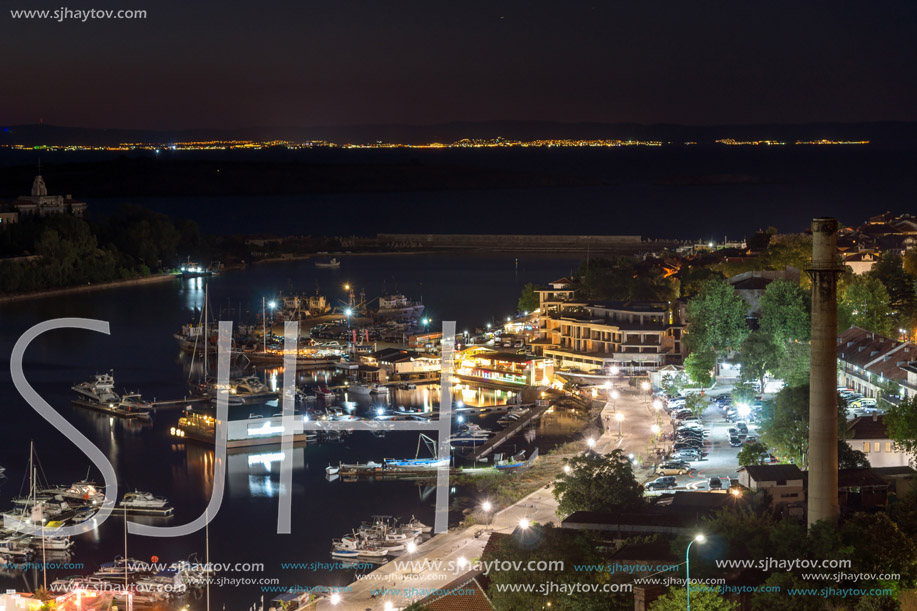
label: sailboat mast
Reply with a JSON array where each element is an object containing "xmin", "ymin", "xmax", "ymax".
[{"xmin": 204, "ymin": 283, "xmax": 209, "ymax": 380}]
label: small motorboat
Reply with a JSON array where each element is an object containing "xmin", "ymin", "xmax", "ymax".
[
  {"xmin": 119, "ymin": 491, "xmax": 174, "ymax": 514},
  {"xmin": 314, "ymin": 258, "xmax": 341, "ymax": 269},
  {"xmin": 325, "ymin": 464, "xmax": 340, "ymax": 476}
]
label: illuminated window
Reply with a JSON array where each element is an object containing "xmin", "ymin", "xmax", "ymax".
[
  {"xmin": 863, "ymin": 442, "xmax": 870, "ymax": 453},
  {"xmin": 886, "ymin": 442, "xmax": 892, "ymax": 453},
  {"xmin": 874, "ymin": 442, "xmax": 881, "ymax": 453}
]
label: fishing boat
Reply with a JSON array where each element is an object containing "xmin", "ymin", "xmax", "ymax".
[
  {"xmin": 384, "ymin": 435, "xmax": 449, "ymax": 468},
  {"xmin": 374, "ymin": 294, "xmax": 425, "ymax": 320},
  {"xmin": 347, "ymin": 383, "xmax": 372, "ymax": 395},
  {"xmin": 317, "ymin": 384, "xmax": 336, "ymax": 400},
  {"xmin": 72, "ymin": 372, "xmax": 120, "ymax": 404},
  {"xmin": 116, "ymin": 394, "xmax": 155, "ymax": 420},
  {"xmin": 207, "ymin": 376, "xmax": 278, "ymax": 404},
  {"xmin": 325, "ymin": 465, "xmax": 340, "ymax": 476},
  {"xmin": 30, "ymin": 535, "xmax": 73, "ymax": 551},
  {"xmin": 495, "ymin": 451, "xmax": 527, "ymax": 470},
  {"xmin": 119, "ymin": 491, "xmax": 174, "ymax": 515},
  {"xmin": 314, "ymin": 258, "xmax": 341, "ymax": 269},
  {"xmin": 369, "ymin": 383, "xmax": 390, "ymax": 395},
  {"xmin": 403, "ymin": 515, "xmax": 432, "ymax": 534}
]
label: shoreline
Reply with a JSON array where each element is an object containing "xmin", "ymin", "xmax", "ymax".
[{"xmin": 0, "ymin": 273, "xmax": 178, "ymax": 303}]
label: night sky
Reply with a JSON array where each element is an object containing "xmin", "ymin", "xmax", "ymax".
[{"xmin": 2, "ymin": 1, "xmax": 917, "ymax": 129}]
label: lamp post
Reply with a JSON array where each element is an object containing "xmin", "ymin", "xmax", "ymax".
[
  {"xmin": 615, "ymin": 412, "xmax": 624, "ymax": 439},
  {"xmin": 641, "ymin": 380, "xmax": 651, "ymax": 404},
  {"xmin": 611, "ymin": 390, "xmax": 619, "ymax": 412},
  {"xmin": 686, "ymin": 534, "xmax": 706, "ymax": 610},
  {"xmin": 481, "ymin": 501, "xmax": 493, "ymax": 529},
  {"xmin": 651, "ymin": 424, "xmax": 660, "ymax": 450},
  {"xmin": 586, "ymin": 437, "xmax": 595, "ymax": 451}
]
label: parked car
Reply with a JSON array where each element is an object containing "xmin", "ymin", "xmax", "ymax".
[
  {"xmin": 670, "ymin": 449, "xmax": 702, "ymax": 461},
  {"xmin": 645, "ymin": 476, "xmax": 677, "ymax": 490},
  {"xmin": 656, "ymin": 462, "xmax": 691, "ymax": 476},
  {"xmin": 735, "ymin": 422, "xmax": 749, "ymax": 434},
  {"xmin": 849, "ymin": 397, "xmax": 877, "ymax": 408},
  {"xmin": 729, "ymin": 436, "xmax": 743, "ymax": 447},
  {"xmin": 745, "ymin": 435, "xmax": 758, "ymax": 445},
  {"xmin": 708, "ymin": 477, "xmax": 724, "ymax": 490}
]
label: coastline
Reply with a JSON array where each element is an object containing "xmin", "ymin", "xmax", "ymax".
[{"xmin": 0, "ymin": 273, "xmax": 178, "ymax": 304}]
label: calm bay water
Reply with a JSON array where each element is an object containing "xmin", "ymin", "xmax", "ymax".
[{"xmin": 0, "ymin": 253, "xmax": 581, "ymax": 608}]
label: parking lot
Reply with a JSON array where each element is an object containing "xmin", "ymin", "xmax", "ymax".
[{"xmin": 644, "ymin": 387, "xmax": 762, "ymax": 493}]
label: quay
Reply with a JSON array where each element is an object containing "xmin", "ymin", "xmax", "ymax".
[
  {"xmin": 71, "ymin": 399, "xmax": 149, "ymax": 419},
  {"xmin": 113, "ymin": 506, "xmax": 174, "ymax": 517},
  {"xmin": 471, "ymin": 403, "xmax": 551, "ymax": 459},
  {"xmin": 150, "ymin": 396, "xmax": 210, "ymax": 409}
]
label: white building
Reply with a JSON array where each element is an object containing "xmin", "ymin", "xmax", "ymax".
[
  {"xmin": 847, "ymin": 414, "xmax": 913, "ymax": 468},
  {"xmin": 13, "ymin": 175, "xmax": 87, "ymax": 218}
]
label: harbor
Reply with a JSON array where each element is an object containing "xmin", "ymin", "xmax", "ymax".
[{"xmin": 0, "ymin": 252, "xmax": 592, "ymax": 609}]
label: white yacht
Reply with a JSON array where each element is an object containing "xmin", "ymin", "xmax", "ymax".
[
  {"xmin": 207, "ymin": 376, "xmax": 278, "ymax": 403},
  {"xmin": 72, "ymin": 372, "xmax": 120, "ymax": 404},
  {"xmin": 119, "ymin": 491, "xmax": 173, "ymax": 514}
]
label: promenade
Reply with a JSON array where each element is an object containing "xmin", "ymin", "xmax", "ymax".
[{"xmin": 328, "ymin": 385, "xmax": 656, "ymax": 611}]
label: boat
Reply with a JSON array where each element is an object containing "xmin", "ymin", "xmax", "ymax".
[
  {"xmin": 317, "ymin": 384, "xmax": 336, "ymax": 400},
  {"xmin": 495, "ymin": 451, "xmax": 527, "ymax": 471},
  {"xmin": 134, "ymin": 568, "xmax": 188, "ymax": 595},
  {"xmin": 30, "ymin": 536, "xmax": 73, "ymax": 551},
  {"xmin": 403, "ymin": 515, "xmax": 432, "ymax": 534},
  {"xmin": 398, "ymin": 382, "xmax": 417, "ymax": 390},
  {"xmin": 314, "ymin": 258, "xmax": 341, "ymax": 268},
  {"xmin": 72, "ymin": 372, "xmax": 120, "ymax": 404},
  {"xmin": 297, "ymin": 386, "xmax": 318, "ymax": 402},
  {"xmin": 206, "ymin": 376, "xmax": 278, "ymax": 404},
  {"xmin": 369, "ymin": 384, "xmax": 390, "ymax": 395},
  {"xmin": 116, "ymin": 394, "xmax": 155, "ymax": 420},
  {"xmin": 347, "ymin": 383, "xmax": 372, "ymax": 395},
  {"xmin": 119, "ymin": 491, "xmax": 174, "ymax": 515},
  {"xmin": 384, "ymin": 435, "xmax": 449, "ymax": 469},
  {"xmin": 180, "ymin": 257, "xmax": 213, "ymax": 279},
  {"xmin": 374, "ymin": 294, "xmax": 425, "ymax": 320},
  {"xmin": 325, "ymin": 465, "xmax": 339, "ymax": 476}
]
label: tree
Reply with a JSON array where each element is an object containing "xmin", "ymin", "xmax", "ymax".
[
  {"xmin": 678, "ymin": 267, "xmax": 726, "ymax": 299},
  {"xmin": 737, "ymin": 441, "xmax": 769, "ymax": 466},
  {"xmin": 841, "ymin": 512, "xmax": 917, "ymax": 589},
  {"xmin": 684, "ymin": 279, "xmax": 749, "ymax": 356},
  {"xmin": 517, "ymin": 282, "xmax": 539, "ymax": 313},
  {"xmin": 553, "ymin": 450, "xmax": 645, "ymax": 519},
  {"xmin": 650, "ymin": 588, "xmax": 737, "ymax": 611},
  {"xmin": 838, "ymin": 441, "xmax": 871, "ymax": 469},
  {"xmin": 660, "ymin": 372, "xmax": 687, "ymax": 396},
  {"xmin": 759, "ymin": 279, "xmax": 810, "ymax": 345},
  {"xmin": 884, "ymin": 395, "xmax": 917, "ymax": 455},
  {"xmin": 759, "ymin": 384, "xmax": 848, "ymax": 467},
  {"xmin": 737, "ymin": 331, "xmax": 780, "ymax": 391},
  {"xmin": 684, "ymin": 350, "xmax": 716, "ymax": 387},
  {"xmin": 839, "ymin": 275, "xmax": 895, "ymax": 336},
  {"xmin": 685, "ymin": 394, "xmax": 707, "ymax": 419},
  {"xmin": 770, "ymin": 341, "xmax": 810, "ymax": 388},
  {"xmin": 759, "ymin": 385, "xmax": 811, "ymax": 466},
  {"xmin": 871, "ymin": 252, "xmax": 916, "ymax": 315}
]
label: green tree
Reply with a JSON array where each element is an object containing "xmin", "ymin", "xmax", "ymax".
[
  {"xmin": 517, "ymin": 282, "xmax": 539, "ymax": 313},
  {"xmin": 650, "ymin": 588, "xmax": 737, "ymax": 611},
  {"xmin": 841, "ymin": 512, "xmax": 917, "ymax": 589},
  {"xmin": 737, "ymin": 440, "xmax": 769, "ymax": 466},
  {"xmin": 759, "ymin": 279, "xmax": 810, "ymax": 344},
  {"xmin": 678, "ymin": 267, "xmax": 726, "ymax": 299},
  {"xmin": 553, "ymin": 450, "xmax": 645, "ymax": 519},
  {"xmin": 660, "ymin": 372, "xmax": 687, "ymax": 396},
  {"xmin": 684, "ymin": 279, "xmax": 749, "ymax": 356},
  {"xmin": 759, "ymin": 385, "xmax": 811, "ymax": 466},
  {"xmin": 838, "ymin": 441, "xmax": 871, "ymax": 469},
  {"xmin": 884, "ymin": 395, "xmax": 917, "ymax": 455},
  {"xmin": 684, "ymin": 350, "xmax": 716, "ymax": 387},
  {"xmin": 685, "ymin": 394, "xmax": 707, "ymax": 418},
  {"xmin": 737, "ymin": 331, "xmax": 780, "ymax": 390},
  {"xmin": 871, "ymin": 252, "xmax": 916, "ymax": 315},
  {"xmin": 839, "ymin": 275, "xmax": 895, "ymax": 336},
  {"xmin": 770, "ymin": 341, "xmax": 810, "ymax": 388}
]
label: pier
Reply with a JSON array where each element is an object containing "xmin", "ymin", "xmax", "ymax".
[
  {"xmin": 71, "ymin": 399, "xmax": 149, "ymax": 419},
  {"xmin": 150, "ymin": 396, "xmax": 210, "ymax": 409},
  {"xmin": 471, "ymin": 403, "xmax": 551, "ymax": 459}
]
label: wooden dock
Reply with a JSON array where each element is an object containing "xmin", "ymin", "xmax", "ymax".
[
  {"xmin": 151, "ymin": 396, "xmax": 210, "ymax": 408},
  {"xmin": 72, "ymin": 399, "xmax": 150, "ymax": 420},
  {"xmin": 471, "ymin": 403, "xmax": 552, "ymax": 459}
]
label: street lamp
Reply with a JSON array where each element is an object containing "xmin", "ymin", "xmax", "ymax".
[
  {"xmin": 586, "ymin": 437, "xmax": 595, "ymax": 450},
  {"xmin": 651, "ymin": 424, "xmax": 660, "ymax": 451},
  {"xmin": 481, "ymin": 501, "xmax": 493, "ymax": 528},
  {"xmin": 519, "ymin": 518, "xmax": 530, "ymax": 530},
  {"xmin": 615, "ymin": 412, "xmax": 624, "ymax": 439},
  {"xmin": 329, "ymin": 593, "xmax": 341, "ymax": 606},
  {"xmin": 686, "ymin": 534, "xmax": 706, "ymax": 610},
  {"xmin": 611, "ymin": 390, "xmax": 619, "ymax": 412},
  {"xmin": 563, "ymin": 464, "xmax": 571, "ymax": 474},
  {"xmin": 345, "ymin": 308, "xmax": 352, "ymax": 329},
  {"xmin": 641, "ymin": 380, "xmax": 651, "ymax": 404}
]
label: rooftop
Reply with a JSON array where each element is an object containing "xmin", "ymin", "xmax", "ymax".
[{"xmin": 739, "ymin": 464, "xmax": 805, "ymax": 482}]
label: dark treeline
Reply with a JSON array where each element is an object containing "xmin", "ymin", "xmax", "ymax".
[{"xmin": 0, "ymin": 204, "xmax": 205, "ymax": 294}]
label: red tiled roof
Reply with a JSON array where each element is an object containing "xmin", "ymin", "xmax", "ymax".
[{"xmin": 847, "ymin": 415, "xmax": 891, "ymax": 440}]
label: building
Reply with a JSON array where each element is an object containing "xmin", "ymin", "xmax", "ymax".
[
  {"xmin": 837, "ymin": 326, "xmax": 917, "ymax": 401},
  {"xmin": 726, "ymin": 267, "xmax": 801, "ymax": 317},
  {"xmin": 532, "ymin": 278, "xmax": 685, "ymax": 375},
  {"xmin": 455, "ymin": 348, "xmax": 550, "ymax": 386},
  {"xmin": 0, "ymin": 205, "xmax": 18, "ymax": 228},
  {"xmin": 359, "ymin": 348, "xmax": 440, "ymax": 380},
  {"xmin": 736, "ymin": 464, "xmax": 806, "ymax": 512},
  {"xmin": 11, "ymin": 175, "xmax": 87, "ymax": 218},
  {"xmin": 846, "ymin": 414, "xmax": 913, "ymax": 468}
]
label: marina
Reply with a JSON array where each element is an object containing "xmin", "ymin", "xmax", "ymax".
[{"xmin": 0, "ymin": 252, "xmax": 585, "ymax": 609}]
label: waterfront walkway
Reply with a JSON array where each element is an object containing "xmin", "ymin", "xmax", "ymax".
[{"xmin": 327, "ymin": 385, "xmax": 656, "ymax": 611}]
